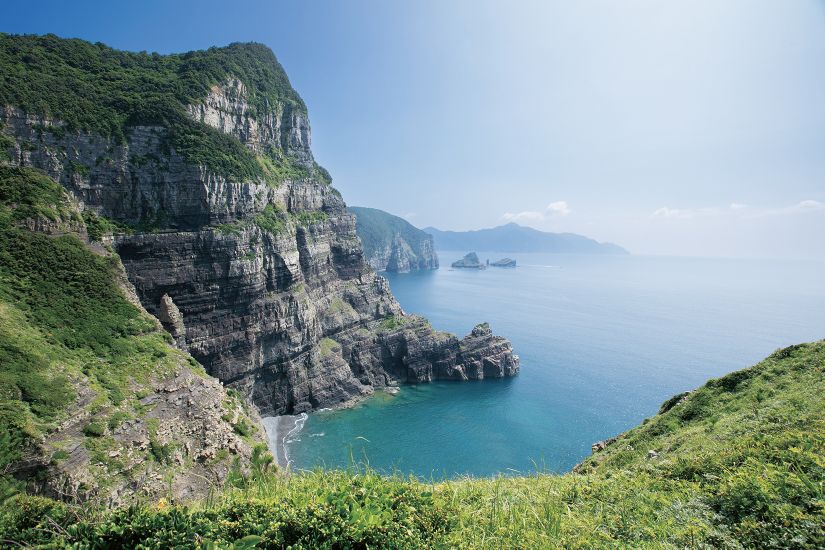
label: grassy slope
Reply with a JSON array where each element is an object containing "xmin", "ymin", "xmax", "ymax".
[
  {"xmin": 0, "ymin": 166, "xmax": 162, "ymax": 438},
  {"xmin": 0, "ymin": 167, "xmax": 271, "ymax": 506},
  {"xmin": 2, "ymin": 339, "xmax": 822, "ymax": 549}
]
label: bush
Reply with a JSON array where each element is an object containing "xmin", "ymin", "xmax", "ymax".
[
  {"xmin": 81, "ymin": 422, "xmax": 105, "ymax": 437},
  {"xmin": 51, "ymin": 449, "xmax": 70, "ymax": 461}
]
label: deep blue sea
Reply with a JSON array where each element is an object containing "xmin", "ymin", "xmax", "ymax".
[{"xmin": 287, "ymin": 253, "xmax": 825, "ymax": 477}]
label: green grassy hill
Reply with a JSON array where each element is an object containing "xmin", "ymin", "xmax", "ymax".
[
  {"xmin": 0, "ymin": 166, "xmax": 268, "ymax": 511},
  {"xmin": 3, "ymin": 337, "xmax": 823, "ymax": 549}
]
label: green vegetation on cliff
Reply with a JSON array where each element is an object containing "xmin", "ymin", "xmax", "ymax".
[
  {"xmin": 0, "ymin": 33, "xmax": 314, "ymax": 184},
  {"xmin": 0, "ymin": 167, "xmax": 194, "ymax": 492},
  {"xmin": 3, "ymin": 337, "xmax": 822, "ymax": 548}
]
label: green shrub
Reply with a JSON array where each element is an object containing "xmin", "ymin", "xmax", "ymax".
[
  {"xmin": 51, "ymin": 449, "xmax": 69, "ymax": 461},
  {"xmin": 0, "ymin": 495, "xmax": 70, "ymax": 547},
  {"xmin": 82, "ymin": 210, "xmax": 132, "ymax": 241},
  {"xmin": 216, "ymin": 223, "xmax": 241, "ymax": 236},
  {"xmin": 0, "ymin": 135, "xmax": 13, "ymax": 162},
  {"xmin": 314, "ymin": 162, "xmax": 332, "ymax": 184},
  {"xmin": 67, "ymin": 159, "xmax": 89, "ymax": 176},
  {"xmin": 81, "ymin": 422, "xmax": 105, "ymax": 437},
  {"xmin": 150, "ymin": 439, "xmax": 172, "ymax": 464},
  {"xmin": 108, "ymin": 411, "xmax": 132, "ymax": 430},
  {"xmin": 0, "ymin": 166, "xmax": 71, "ymax": 223},
  {"xmin": 253, "ymin": 203, "xmax": 288, "ymax": 236},
  {"xmin": 379, "ymin": 314, "xmax": 406, "ymax": 330}
]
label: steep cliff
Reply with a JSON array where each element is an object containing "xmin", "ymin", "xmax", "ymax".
[
  {"xmin": 348, "ymin": 206, "xmax": 439, "ymax": 272},
  {"xmin": 0, "ymin": 35, "xmax": 518, "ymax": 424}
]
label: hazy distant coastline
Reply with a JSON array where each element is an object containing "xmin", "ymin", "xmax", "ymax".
[{"xmin": 423, "ymin": 222, "xmax": 629, "ymax": 255}]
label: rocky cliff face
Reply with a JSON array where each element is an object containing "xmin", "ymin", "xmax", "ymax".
[
  {"xmin": 368, "ymin": 233, "xmax": 439, "ymax": 273},
  {"xmin": 1, "ymin": 77, "xmax": 518, "ymax": 419}
]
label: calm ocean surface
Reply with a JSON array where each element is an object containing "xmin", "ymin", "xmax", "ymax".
[{"xmin": 287, "ymin": 253, "xmax": 825, "ymax": 477}]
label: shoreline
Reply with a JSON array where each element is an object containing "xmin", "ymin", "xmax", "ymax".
[
  {"xmin": 262, "ymin": 414, "xmax": 304, "ymax": 469},
  {"xmin": 261, "ymin": 387, "xmax": 400, "ymax": 470}
]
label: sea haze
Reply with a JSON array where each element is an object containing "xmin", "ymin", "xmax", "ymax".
[{"xmin": 286, "ymin": 253, "xmax": 825, "ymax": 477}]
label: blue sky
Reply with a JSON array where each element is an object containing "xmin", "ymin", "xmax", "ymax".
[{"xmin": 4, "ymin": 0, "xmax": 825, "ymax": 258}]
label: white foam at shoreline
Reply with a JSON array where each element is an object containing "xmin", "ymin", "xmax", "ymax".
[{"xmin": 283, "ymin": 412, "xmax": 308, "ymax": 466}]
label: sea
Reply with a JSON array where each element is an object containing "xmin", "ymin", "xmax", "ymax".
[{"xmin": 283, "ymin": 253, "xmax": 825, "ymax": 478}]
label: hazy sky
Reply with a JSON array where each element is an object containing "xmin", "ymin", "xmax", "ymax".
[{"xmin": 4, "ymin": 1, "xmax": 825, "ymax": 258}]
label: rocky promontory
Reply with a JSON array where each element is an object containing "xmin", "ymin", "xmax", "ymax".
[{"xmin": 451, "ymin": 252, "xmax": 486, "ymax": 269}]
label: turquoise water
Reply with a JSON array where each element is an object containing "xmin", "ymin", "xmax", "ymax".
[{"xmin": 287, "ymin": 253, "xmax": 825, "ymax": 477}]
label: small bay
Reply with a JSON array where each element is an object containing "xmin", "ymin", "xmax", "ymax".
[{"xmin": 286, "ymin": 253, "xmax": 825, "ymax": 477}]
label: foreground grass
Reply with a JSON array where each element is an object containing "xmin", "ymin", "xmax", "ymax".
[{"xmin": 2, "ymin": 340, "xmax": 824, "ymax": 549}]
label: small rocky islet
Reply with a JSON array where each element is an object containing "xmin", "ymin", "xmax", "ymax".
[
  {"xmin": 490, "ymin": 257, "xmax": 516, "ymax": 267},
  {"xmin": 451, "ymin": 251, "xmax": 486, "ymax": 269}
]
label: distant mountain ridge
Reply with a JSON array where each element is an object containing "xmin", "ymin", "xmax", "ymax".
[{"xmin": 423, "ymin": 222, "xmax": 629, "ymax": 255}]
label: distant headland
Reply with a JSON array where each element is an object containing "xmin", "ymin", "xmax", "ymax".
[
  {"xmin": 349, "ymin": 207, "xmax": 439, "ymax": 272},
  {"xmin": 423, "ymin": 222, "xmax": 629, "ymax": 255}
]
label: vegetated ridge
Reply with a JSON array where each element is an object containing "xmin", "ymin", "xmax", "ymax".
[
  {"xmin": 0, "ymin": 33, "xmax": 519, "ymax": 505},
  {"xmin": 2, "ymin": 339, "xmax": 823, "ymax": 548},
  {"xmin": 425, "ymin": 222, "xmax": 630, "ymax": 254},
  {"xmin": 348, "ymin": 206, "xmax": 438, "ymax": 272}
]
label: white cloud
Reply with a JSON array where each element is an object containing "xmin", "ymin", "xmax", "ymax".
[
  {"xmin": 502, "ymin": 210, "xmax": 545, "ymax": 221},
  {"xmin": 651, "ymin": 207, "xmax": 692, "ymax": 219},
  {"xmin": 650, "ymin": 200, "xmax": 824, "ymax": 221},
  {"xmin": 547, "ymin": 201, "xmax": 571, "ymax": 215},
  {"xmin": 793, "ymin": 200, "xmax": 824, "ymax": 212},
  {"xmin": 749, "ymin": 200, "xmax": 824, "ymax": 217},
  {"xmin": 502, "ymin": 200, "xmax": 571, "ymax": 221},
  {"xmin": 402, "ymin": 212, "xmax": 417, "ymax": 220}
]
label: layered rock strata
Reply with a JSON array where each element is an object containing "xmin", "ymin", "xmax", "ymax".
[{"xmin": 1, "ymin": 75, "xmax": 519, "ymax": 419}]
